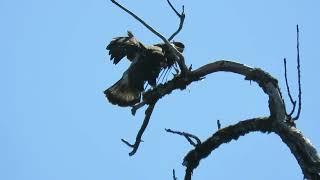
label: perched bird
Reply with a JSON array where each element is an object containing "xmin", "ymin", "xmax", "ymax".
[{"xmin": 104, "ymin": 31, "xmax": 184, "ymax": 107}]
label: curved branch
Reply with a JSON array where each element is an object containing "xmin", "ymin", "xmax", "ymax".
[
  {"xmin": 166, "ymin": 0, "xmax": 185, "ymax": 41},
  {"xmin": 275, "ymin": 123, "xmax": 320, "ymax": 179},
  {"xmin": 182, "ymin": 117, "xmax": 320, "ymax": 180},
  {"xmin": 182, "ymin": 117, "xmax": 272, "ymax": 175},
  {"xmin": 140, "ymin": 60, "xmax": 319, "ymax": 179},
  {"xmin": 283, "ymin": 58, "xmax": 297, "ymax": 116},
  {"xmin": 144, "ymin": 60, "xmax": 285, "ymax": 121}
]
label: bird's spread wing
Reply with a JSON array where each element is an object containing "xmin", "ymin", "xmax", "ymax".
[{"xmin": 106, "ymin": 31, "xmax": 146, "ymax": 65}]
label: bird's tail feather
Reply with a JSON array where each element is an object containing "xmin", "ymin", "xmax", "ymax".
[{"xmin": 104, "ymin": 78, "xmax": 141, "ymax": 107}]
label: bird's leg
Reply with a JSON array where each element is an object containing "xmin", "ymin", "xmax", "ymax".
[{"xmin": 173, "ymin": 62, "xmax": 180, "ymax": 76}]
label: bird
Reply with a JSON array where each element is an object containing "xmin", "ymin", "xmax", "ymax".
[{"xmin": 104, "ymin": 31, "xmax": 185, "ymax": 107}]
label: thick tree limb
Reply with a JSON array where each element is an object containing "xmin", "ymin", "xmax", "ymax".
[
  {"xmin": 182, "ymin": 117, "xmax": 272, "ymax": 175},
  {"xmin": 144, "ymin": 60, "xmax": 285, "ymax": 121},
  {"xmin": 275, "ymin": 122, "xmax": 320, "ymax": 179},
  {"xmin": 180, "ymin": 117, "xmax": 319, "ymax": 180},
  {"xmin": 140, "ymin": 60, "xmax": 319, "ymax": 179}
]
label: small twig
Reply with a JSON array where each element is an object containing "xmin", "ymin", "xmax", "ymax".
[
  {"xmin": 122, "ymin": 103, "xmax": 156, "ymax": 156},
  {"xmin": 165, "ymin": 128, "xmax": 201, "ymax": 147},
  {"xmin": 283, "ymin": 58, "xmax": 297, "ymax": 116},
  {"xmin": 166, "ymin": 0, "xmax": 180, "ymax": 17},
  {"xmin": 284, "ymin": 58, "xmax": 296, "ymax": 104},
  {"xmin": 293, "ymin": 25, "xmax": 302, "ymax": 120},
  {"xmin": 173, "ymin": 169, "xmax": 178, "ymax": 180},
  {"xmin": 121, "ymin": 139, "xmax": 135, "ymax": 148},
  {"xmin": 131, "ymin": 101, "xmax": 146, "ymax": 116},
  {"xmin": 217, "ymin": 119, "xmax": 221, "ymax": 130},
  {"xmin": 167, "ymin": 0, "xmax": 185, "ymax": 41}
]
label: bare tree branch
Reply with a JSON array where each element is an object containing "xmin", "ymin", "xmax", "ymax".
[
  {"xmin": 274, "ymin": 122, "xmax": 320, "ymax": 179},
  {"xmin": 167, "ymin": 0, "xmax": 180, "ymax": 17},
  {"xmin": 139, "ymin": 60, "xmax": 318, "ymax": 179},
  {"xmin": 182, "ymin": 117, "xmax": 272, "ymax": 179},
  {"xmin": 293, "ymin": 25, "xmax": 302, "ymax": 120},
  {"xmin": 144, "ymin": 60, "xmax": 285, "ymax": 122},
  {"xmin": 184, "ymin": 167, "xmax": 192, "ymax": 180},
  {"xmin": 173, "ymin": 169, "xmax": 178, "ymax": 180},
  {"xmin": 110, "ymin": 0, "xmax": 189, "ymax": 74},
  {"xmin": 121, "ymin": 102, "xmax": 156, "ymax": 156},
  {"xmin": 165, "ymin": 128, "xmax": 201, "ymax": 147},
  {"xmin": 283, "ymin": 58, "xmax": 297, "ymax": 116},
  {"xmin": 166, "ymin": 0, "xmax": 185, "ymax": 41},
  {"xmin": 182, "ymin": 117, "xmax": 320, "ymax": 180},
  {"xmin": 110, "ymin": 0, "xmax": 167, "ymax": 43}
]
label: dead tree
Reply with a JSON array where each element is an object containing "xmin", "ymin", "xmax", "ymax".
[{"xmin": 108, "ymin": 0, "xmax": 320, "ymax": 179}]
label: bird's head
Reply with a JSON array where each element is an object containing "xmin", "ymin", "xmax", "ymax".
[{"xmin": 172, "ymin": 41, "xmax": 185, "ymax": 53}]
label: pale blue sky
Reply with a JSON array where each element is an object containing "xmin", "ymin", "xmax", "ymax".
[{"xmin": 1, "ymin": 0, "xmax": 320, "ymax": 179}]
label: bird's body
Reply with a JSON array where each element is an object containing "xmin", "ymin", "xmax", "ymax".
[{"xmin": 104, "ymin": 31, "xmax": 184, "ymax": 107}]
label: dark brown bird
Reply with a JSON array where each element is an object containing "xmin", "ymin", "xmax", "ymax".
[{"xmin": 104, "ymin": 31, "xmax": 184, "ymax": 107}]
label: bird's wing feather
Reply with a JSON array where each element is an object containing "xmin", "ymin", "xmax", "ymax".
[{"xmin": 106, "ymin": 34, "xmax": 146, "ymax": 65}]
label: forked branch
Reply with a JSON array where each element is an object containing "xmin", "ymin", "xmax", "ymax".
[
  {"xmin": 110, "ymin": 0, "xmax": 188, "ymax": 73},
  {"xmin": 165, "ymin": 128, "xmax": 201, "ymax": 147},
  {"xmin": 121, "ymin": 102, "xmax": 156, "ymax": 156},
  {"xmin": 141, "ymin": 60, "xmax": 318, "ymax": 179},
  {"xmin": 166, "ymin": 0, "xmax": 185, "ymax": 41},
  {"xmin": 282, "ymin": 25, "xmax": 303, "ymax": 120}
]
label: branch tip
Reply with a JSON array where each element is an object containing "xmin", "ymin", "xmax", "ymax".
[
  {"xmin": 172, "ymin": 169, "xmax": 177, "ymax": 180},
  {"xmin": 217, "ymin": 120, "xmax": 221, "ymax": 130},
  {"xmin": 121, "ymin": 139, "xmax": 134, "ymax": 148},
  {"xmin": 293, "ymin": 24, "xmax": 302, "ymax": 120},
  {"xmin": 283, "ymin": 58, "xmax": 297, "ymax": 117},
  {"xmin": 165, "ymin": 128, "xmax": 201, "ymax": 147}
]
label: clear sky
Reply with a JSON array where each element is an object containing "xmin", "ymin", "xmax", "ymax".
[{"xmin": 1, "ymin": 0, "xmax": 320, "ymax": 179}]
